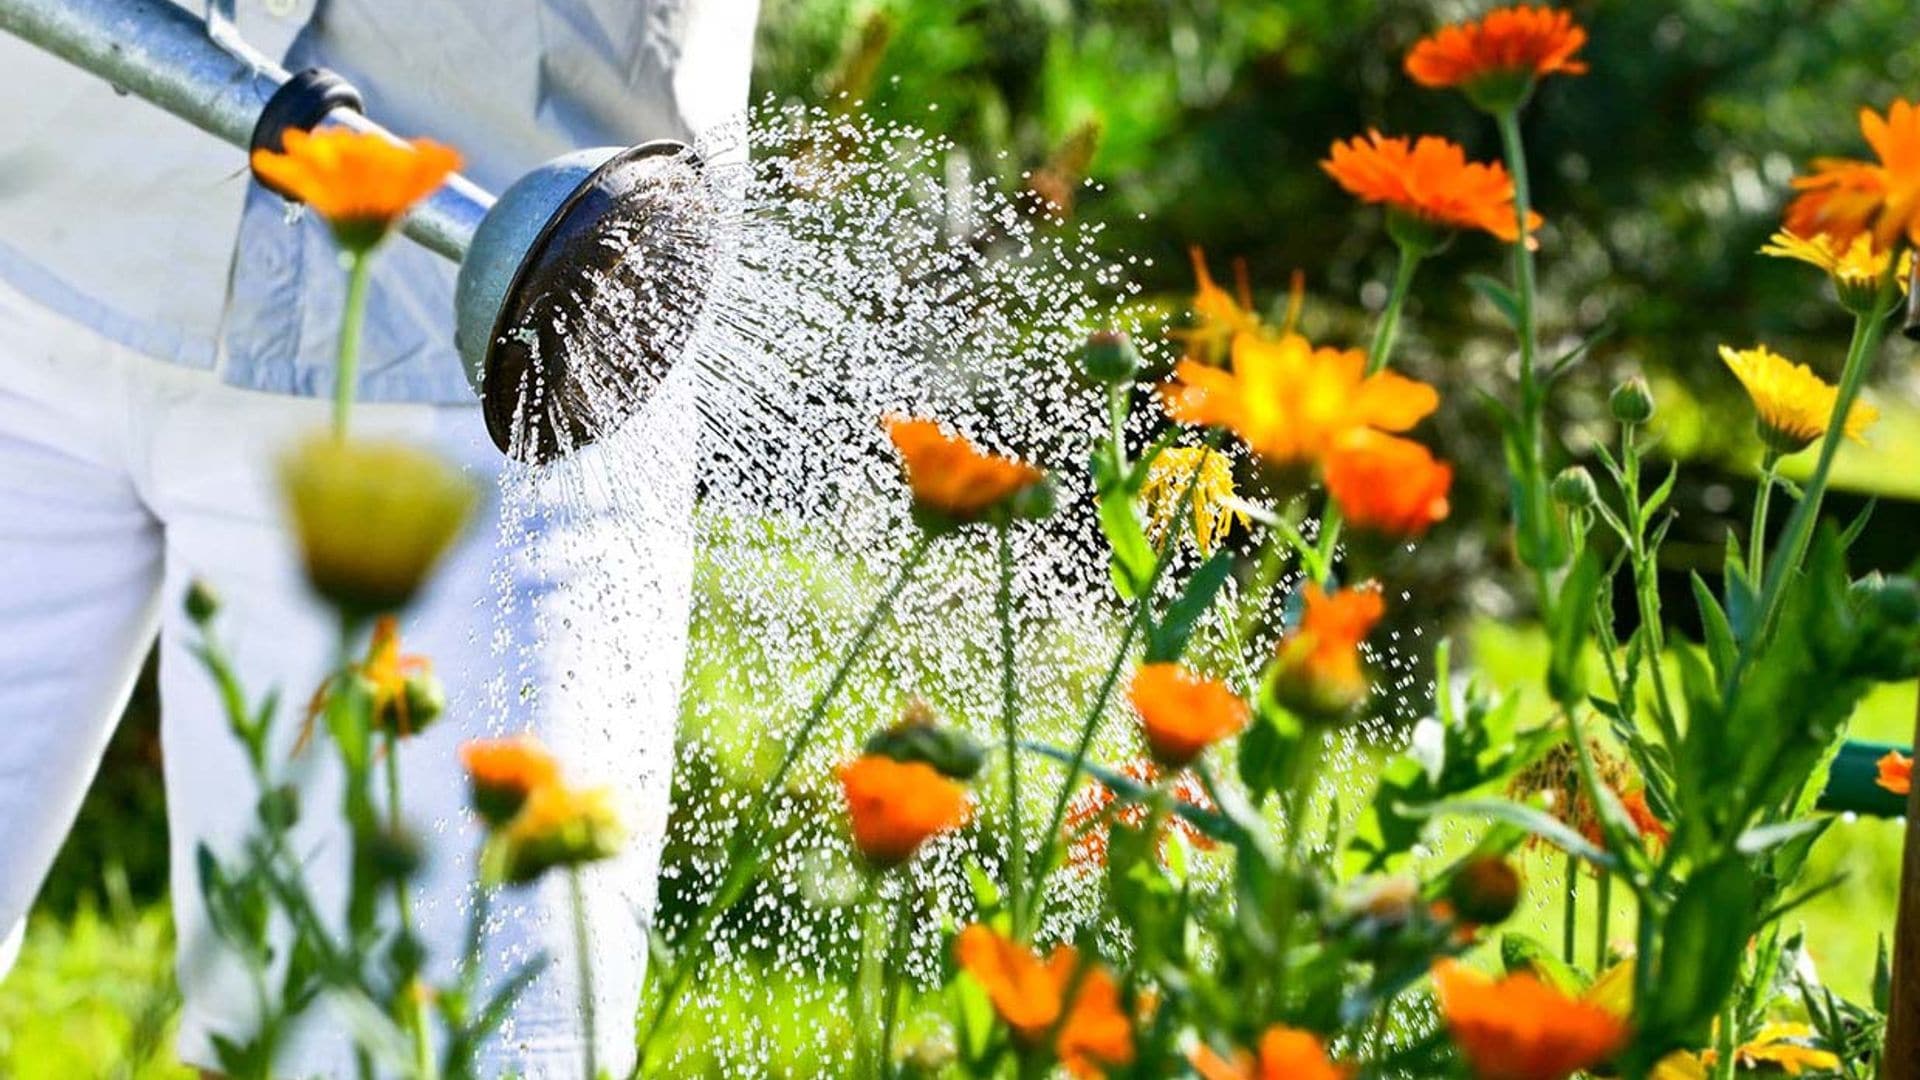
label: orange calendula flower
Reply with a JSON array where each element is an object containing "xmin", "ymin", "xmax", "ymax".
[
  {"xmin": 1405, "ymin": 5, "xmax": 1589, "ymax": 108},
  {"xmin": 1271, "ymin": 583, "xmax": 1386, "ymax": 721},
  {"xmin": 886, "ymin": 415, "xmax": 1046, "ymax": 526},
  {"xmin": 1784, "ymin": 99, "xmax": 1920, "ymax": 254},
  {"xmin": 838, "ymin": 754, "xmax": 972, "ymax": 867},
  {"xmin": 251, "ymin": 128, "xmax": 462, "ymax": 252},
  {"xmin": 1190, "ymin": 1026, "xmax": 1352, "ymax": 1080},
  {"xmin": 954, "ymin": 926, "xmax": 1135, "ymax": 1077},
  {"xmin": 1128, "ymin": 663, "xmax": 1250, "ymax": 768},
  {"xmin": 1879, "ymin": 750, "xmax": 1913, "ymax": 797},
  {"xmin": 460, "ymin": 734, "xmax": 562, "ymax": 828},
  {"xmin": 1324, "ymin": 431, "xmax": 1453, "ymax": 537},
  {"xmin": 1323, "ymin": 131, "xmax": 1541, "ymax": 244},
  {"xmin": 1063, "ymin": 761, "xmax": 1214, "ymax": 871},
  {"xmin": 1434, "ymin": 960, "xmax": 1628, "ymax": 1080},
  {"xmin": 1175, "ymin": 248, "xmax": 1266, "ymax": 365},
  {"xmin": 1162, "ymin": 332, "xmax": 1439, "ymax": 467}
]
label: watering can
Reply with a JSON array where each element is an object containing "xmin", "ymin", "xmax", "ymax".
[{"xmin": 0, "ymin": 0, "xmax": 714, "ymax": 463}]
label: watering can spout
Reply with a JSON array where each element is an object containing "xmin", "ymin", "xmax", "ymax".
[{"xmin": 0, "ymin": 0, "xmax": 713, "ymax": 463}]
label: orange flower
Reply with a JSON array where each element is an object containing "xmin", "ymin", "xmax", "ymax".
[
  {"xmin": 460, "ymin": 734, "xmax": 562, "ymax": 828},
  {"xmin": 1128, "ymin": 663, "xmax": 1250, "ymax": 768},
  {"xmin": 1175, "ymin": 248, "xmax": 1266, "ymax": 365},
  {"xmin": 251, "ymin": 128, "xmax": 462, "ymax": 251},
  {"xmin": 1190, "ymin": 1026, "xmax": 1352, "ymax": 1080},
  {"xmin": 1162, "ymin": 332, "xmax": 1439, "ymax": 467},
  {"xmin": 496, "ymin": 780, "xmax": 624, "ymax": 884},
  {"xmin": 1405, "ymin": 6, "xmax": 1589, "ymax": 104},
  {"xmin": 838, "ymin": 754, "xmax": 972, "ymax": 867},
  {"xmin": 1879, "ymin": 750, "xmax": 1913, "ymax": 797},
  {"xmin": 1434, "ymin": 960, "xmax": 1628, "ymax": 1080},
  {"xmin": 1324, "ymin": 431, "xmax": 1453, "ymax": 537},
  {"xmin": 885, "ymin": 415, "xmax": 1046, "ymax": 525},
  {"xmin": 1323, "ymin": 131, "xmax": 1541, "ymax": 243},
  {"xmin": 1063, "ymin": 761, "xmax": 1214, "ymax": 871},
  {"xmin": 1785, "ymin": 100, "xmax": 1920, "ymax": 253},
  {"xmin": 1271, "ymin": 584, "xmax": 1386, "ymax": 720},
  {"xmin": 954, "ymin": 926, "xmax": 1135, "ymax": 1077}
]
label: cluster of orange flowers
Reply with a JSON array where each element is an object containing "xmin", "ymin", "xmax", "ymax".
[
  {"xmin": 953, "ymin": 925, "xmax": 1136, "ymax": 1077},
  {"xmin": 458, "ymin": 733, "xmax": 623, "ymax": 885}
]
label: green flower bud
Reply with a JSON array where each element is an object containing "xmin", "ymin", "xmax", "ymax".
[
  {"xmin": 1609, "ymin": 376, "xmax": 1656, "ymax": 425},
  {"xmin": 1550, "ymin": 465, "xmax": 1598, "ymax": 509},
  {"xmin": 1079, "ymin": 329, "xmax": 1140, "ymax": 385},
  {"xmin": 185, "ymin": 579, "xmax": 222, "ymax": 626},
  {"xmin": 865, "ymin": 702, "xmax": 987, "ymax": 780}
]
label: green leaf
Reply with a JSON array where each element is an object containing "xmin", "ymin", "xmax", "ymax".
[
  {"xmin": 1467, "ymin": 273, "xmax": 1522, "ymax": 328},
  {"xmin": 1499, "ymin": 933, "xmax": 1586, "ymax": 993},
  {"xmin": 1145, "ymin": 546, "xmax": 1233, "ymax": 662},
  {"xmin": 1408, "ymin": 796, "xmax": 1615, "ymax": 869},
  {"xmin": 1690, "ymin": 571, "xmax": 1737, "ymax": 681},
  {"xmin": 1644, "ymin": 857, "xmax": 1756, "ymax": 1048},
  {"xmin": 1098, "ymin": 489, "xmax": 1156, "ymax": 600},
  {"xmin": 1548, "ymin": 548, "xmax": 1603, "ymax": 710},
  {"xmin": 1734, "ymin": 817, "xmax": 1826, "ymax": 856}
]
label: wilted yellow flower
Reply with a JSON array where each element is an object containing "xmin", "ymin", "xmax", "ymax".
[
  {"xmin": 279, "ymin": 436, "xmax": 479, "ymax": 617},
  {"xmin": 1173, "ymin": 248, "xmax": 1265, "ymax": 366},
  {"xmin": 1138, "ymin": 447, "xmax": 1247, "ymax": 554},
  {"xmin": 1760, "ymin": 229, "xmax": 1911, "ymax": 312},
  {"xmin": 1719, "ymin": 345, "xmax": 1878, "ymax": 453}
]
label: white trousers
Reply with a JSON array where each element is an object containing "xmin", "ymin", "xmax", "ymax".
[{"xmin": 0, "ymin": 282, "xmax": 696, "ymax": 1076}]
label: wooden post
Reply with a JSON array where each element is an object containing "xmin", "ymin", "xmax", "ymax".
[{"xmin": 1886, "ymin": 691, "xmax": 1920, "ymax": 1079}]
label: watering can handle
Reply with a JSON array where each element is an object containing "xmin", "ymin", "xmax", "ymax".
[{"xmin": 0, "ymin": 0, "xmax": 490, "ymax": 261}]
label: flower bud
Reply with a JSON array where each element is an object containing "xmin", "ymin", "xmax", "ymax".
[
  {"xmin": 493, "ymin": 783, "xmax": 624, "ymax": 885},
  {"xmin": 1079, "ymin": 329, "xmax": 1140, "ymax": 385},
  {"xmin": 864, "ymin": 703, "xmax": 986, "ymax": 781},
  {"xmin": 1609, "ymin": 376, "xmax": 1655, "ymax": 425},
  {"xmin": 1447, "ymin": 855, "xmax": 1522, "ymax": 926},
  {"xmin": 398, "ymin": 673, "xmax": 446, "ymax": 735},
  {"xmin": 370, "ymin": 825, "xmax": 425, "ymax": 884},
  {"xmin": 1550, "ymin": 466, "xmax": 1598, "ymax": 509},
  {"xmin": 185, "ymin": 579, "xmax": 222, "ymax": 626}
]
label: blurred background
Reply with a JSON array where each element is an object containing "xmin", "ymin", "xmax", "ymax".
[{"xmin": 7, "ymin": 0, "xmax": 1920, "ymax": 1073}]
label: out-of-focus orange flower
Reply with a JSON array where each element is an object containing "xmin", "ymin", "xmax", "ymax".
[
  {"xmin": 357, "ymin": 616, "xmax": 443, "ymax": 737},
  {"xmin": 1323, "ymin": 131, "xmax": 1541, "ymax": 244},
  {"xmin": 496, "ymin": 780, "xmax": 624, "ymax": 884},
  {"xmin": 1434, "ymin": 960, "xmax": 1628, "ymax": 1080},
  {"xmin": 1879, "ymin": 750, "xmax": 1913, "ymax": 797},
  {"xmin": 886, "ymin": 415, "xmax": 1045, "ymax": 525},
  {"xmin": 460, "ymin": 734, "xmax": 562, "ymax": 828},
  {"xmin": 838, "ymin": 754, "xmax": 971, "ymax": 867},
  {"xmin": 1785, "ymin": 100, "xmax": 1920, "ymax": 254},
  {"xmin": 1405, "ymin": 6, "xmax": 1588, "ymax": 103},
  {"xmin": 1271, "ymin": 584, "xmax": 1386, "ymax": 720},
  {"xmin": 1324, "ymin": 431, "xmax": 1453, "ymax": 537},
  {"xmin": 1162, "ymin": 332, "xmax": 1439, "ymax": 468},
  {"xmin": 1174, "ymin": 248, "xmax": 1266, "ymax": 365},
  {"xmin": 953, "ymin": 926, "xmax": 1135, "ymax": 1077},
  {"xmin": 1190, "ymin": 1026, "xmax": 1351, "ymax": 1080},
  {"xmin": 1128, "ymin": 663, "xmax": 1249, "ymax": 768},
  {"xmin": 251, "ymin": 128, "xmax": 461, "ymax": 251},
  {"xmin": 1063, "ymin": 761, "xmax": 1214, "ymax": 871}
]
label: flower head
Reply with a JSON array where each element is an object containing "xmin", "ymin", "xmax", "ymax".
[
  {"xmin": 1405, "ymin": 6, "xmax": 1588, "ymax": 110},
  {"xmin": 953, "ymin": 926, "xmax": 1134, "ymax": 1077},
  {"xmin": 886, "ymin": 415, "xmax": 1047, "ymax": 528},
  {"xmin": 838, "ymin": 754, "xmax": 972, "ymax": 868},
  {"xmin": 1190, "ymin": 1026, "xmax": 1351, "ymax": 1080},
  {"xmin": 1138, "ymin": 447, "xmax": 1247, "ymax": 555},
  {"xmin": 251, "ymin": 128, "xmax": 462, "ymax": 252},
  {"xmin": 1761, "ymin": 229, "xmax": 1912, "ymax": 313},
  {"xmin": 1784, "ymin": 100, "xmax": 1920, "ymax": 254},
  {"xmin": 1270, "ymin": 583, "xmax": 1386, "ymax": 721},
  {"xmin": 279, "ymin": 436, "xmax": 479, "ymax": 618},
  {"xmin": 1063, "ymin": 761, "xmax": 1214, "ymax": 871},
  {"xmin": 460, "ymin": 735, "xmax": 562, "ymax": 828},
  {"xmin": 1128, "ymin": 663, "xmax": 1250, "ymax": 768},
  {"xmin": 1174, "ymin": 248, "xmax": 1265, "ymax": 366},
  {"xmin": 1434, "ymin": 960, "xmax": 1628, "ymax": 1080},
  {"xmin": 1719, "ymin": 345, "xmax": 1878, "ymax": 454},
  {"xmin": 1324, "ymin": 432, "xmax": 1453, "ymax": 537},
  {"xmin": 1323, "ymin": 131, "xmax": 1541, "ymax": 244},
  {"xmin": 495, "ymin": 781, "xmax": 624, "ymax": 885},
  {"xmin": 1879, "ymin": 749, "xmax": 1913, "ymax": 797},
  {"xmin": 1162, "ymin": 332, "xmax": 1439, "ymax": 468},
  {"xmin": 355, "ymin": 617, "xmax": 443, "ymax": 738}
]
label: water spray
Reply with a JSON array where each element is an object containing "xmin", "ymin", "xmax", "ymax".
[{"xmin": 0, "ymin": 0, "xmax": 714, "ymax": 462}]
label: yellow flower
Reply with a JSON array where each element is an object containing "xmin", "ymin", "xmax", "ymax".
[
  {"xmin": 1760, "ymin": 229, "xmax": 1912, "ymax": 312},
  {"xmin": 1587, "ymin": 963, "xmax": 1839, "ymax": 1078},
  {"xmin": 279, "ymin": 436, "xmax": 479, "ymax": 617},
  {"xmin": 1138, "ymin": 447, "xmax": 1247, "ymax": 554},
  {"xmin": 1719, "ymin": 345, "xmax": 1877, "ymax": 454},
  {"xmin": 495, "ymin": 781, "xmax": 624, "ymax": 885}
]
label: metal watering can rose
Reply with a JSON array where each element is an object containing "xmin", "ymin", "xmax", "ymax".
[{"xmin": 0, "ymin": 0, "xmax": 716, "ymax": 463}]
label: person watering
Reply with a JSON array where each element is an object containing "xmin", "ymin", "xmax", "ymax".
[{"xmin": 0, "ymin": 0, "xmax": 758, "ymax": 1073}]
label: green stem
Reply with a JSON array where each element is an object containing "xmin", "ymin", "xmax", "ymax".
[
  {"xmin": 1309, "ymin": 245, "xmax": 1423, "ymax": 585},
  {"xmin": 635, "ymin": 537, "xmax": 933, "ymax": 1069},
  {"xmin": 384, "ymin": 733, "xmax": 434, "ymax": 1079},
  {"xmin": 569, "ymin": 868, "xmax": 598, "ymax": 1080},
  {"xmin": 879, "ymin": 891, "xmax": 909, "ymax": 1079},
  {"xmin": 1024, "ymin": 434, "xmax": 1220, "ymax": 926},
  {"xmin": 851, "ymin": 874, "xmax": 887, "ymax": 1080},
  {"xmin": 1748, "ymin": 449, "xmax": 1781, "ymax": 583},
  {"xmin": 1496, "ymin": 107, "xmax": 1560, "ymax": 590},
  {"xmin": 996, "ymin": 525, "xmax": 1027, "ymax": 927},
  {"xmin": 1562, "ymin": 851, "xmax": 1580, "ymax": 966},
  {"xmin": 334, "ymin": 250, "xmax": 373, "ymax": 439},
  {"xmin": 1595, "ymin": 870, "xmax": 1613, "ymax": 970}
]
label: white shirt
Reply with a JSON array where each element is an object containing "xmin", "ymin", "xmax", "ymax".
[{"xmin": 0, "ymin": 0, "xmax": 758, "ymax": 401}]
